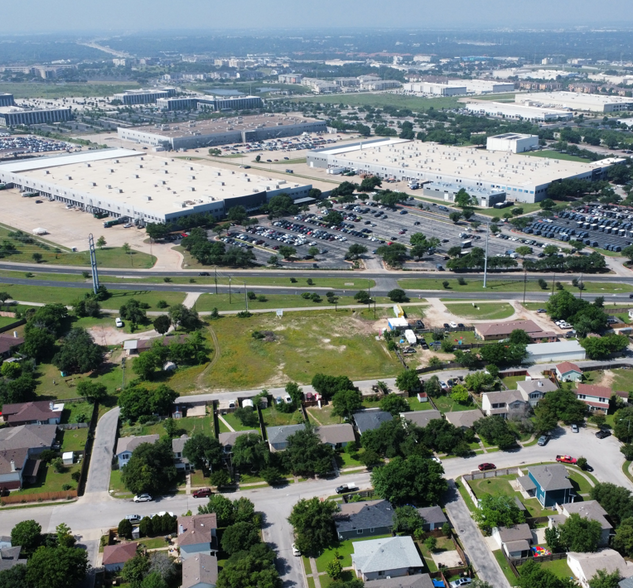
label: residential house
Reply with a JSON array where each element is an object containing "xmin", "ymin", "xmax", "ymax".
[
  {"xmin": 491, "ymin": 523, "xmax": 533, "ymax": 559},
  {"xmin": 481, "ymin": 390, "xmax": 529, "ymax": 419},
  {"xmin": 524, "ymin": 341, "xmax": 587, "ymax": 364},
  {"xmin": 1, "ymin": 401, "xmax": 64, "ymax": 426},
  {"xmin": 0, "ymin": 334, "xmax": 24, "ymax": 359},
  {"xmin": 182, "ymin": 553, "xmax": 218, "ymax": 588},
  {"xmin": 123, "ymin": 334, "xmax": 188, "ymax": 356},
  {"xmin": 475, "ymin": 320, "xmax": 556, "ymax": 342},
  {"xmin": 0, "ymin": 424, "xmax": 57, "ymax": 455},
  {"xmin": 316, "ymin": 424, "xmax": 355, "ymax": 449},
  {"xmin": 218, "ymin": 430, "xmax": 258, "ymax": 454},
  {"xmin": 516, "ymin": 378, "xmax": 558, "ymax": 407},
  {"xmin": 266, "ymin": 424, "xmax": 305, "ymax": 452},
  {"xmin": 444, "ymin": 409, "xmax": 484, "ymax": 429},
  {"xmin": 518, "ymin": 464, "xmax": 574, "ymax": 507},
  {"xmin": 177, "ymin": 514, "xmax": 218, "ymax": 561},
  {"xmin": 172, "ymin": 435, "xmax": 190, "ymax": 471},
  {"xmin": 417, "ymin": 506, "xmax": 448, "ymax": 532},
  {"xmin": 575, "ymin": 384, "xmax": 612, "ymax": 412},
  {"xmin": 115, "ymin": 434, "xmax": 159, "ymax": 469},
  {"xmin": 102, "ymin": 543, "xmax": 138, "ymax": 572},
  {"xmin": 334, "ymin": 500, "xmax": 395, "ymax": 541},
  {"xmin": 352, "ymin": 536, "xmax": 424, "ymax": 581},
  {"xmin": 552, "ymin": 501, "xmax": 613, "ymax": 547},
  {"xmin": 0, "ymin": 448, "xmax": 38, "ymax": 491},
  {"xmin": 364, "ymin": 575, "xmax": 435, "ymax": 588},
  {"xmin": 353, "ymin": 409, "xmax": 393, "ymax": 435},
  {"xmin": 0, "ymin": 545, "xmax": 26, "ymax": 573},
  {"xmin": 400, "ymin": 410, "xmax": 441, "ymax": 429},
  {"xmin": 567, "ymin": 549, "xmax": 633, "ymax": 588},
  {"xmin": 619, "ymin": 577, "xmax": 633, "ymax": 588},
  {"xmin": 555, "ymin": 362, "xmax": 583, "ymax": 382}
]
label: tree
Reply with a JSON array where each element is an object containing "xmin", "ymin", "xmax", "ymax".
[
  {"xmin": 581, "ymin": 334, "xmax": 629, "ymax": 360},
  {"xmin": 392, "ymin": 505, "xmax": 424, "ymax": 534},
  {"xmin": 216, "ymin": 543, "xmax": 280, "ymax": 588},
  {"xmin": 308, "ymin": 246, "xmax": 320, "ymax": 258},
  {"xmin": 613, "ymin": 517, "xmax": 633, "ymax": 557},
  {"xmin": 118, "ymin": 518, "xmax": 133, "ymax": 540},
  {"xmin": 557, "ymin": 513, "xmax": 602, "ymax": 552},
  {"xmin": 285, "ymin": 381, "xmax": 303, "ymax": 406},
  {"xmin": 354, "ymin": 290, "xmax": 370, "ymax": 304},
  {"xmin": 32, "ymin": 252, "xmax": 42, "ymax": 263},
  {"xmin": 140, "ymin": 573, "xmax": 168, "ymax": 588},
  {"xmin": 72, "ymin": 295, "xmax": 101, "ymax": 318},
  {"xmin": 226, "ymin": 205, "xmax": 248, "ymax": 224},
  {"xmin": 153, "ymin": 315, "xmax": 171, "ymax": 335},
  {"xmin": 332, "ymin": 388, "xmax": 363, "ymax": 418},
  {"xmin": 509, "ymin": 329, "xmax": 531, "ymax": 345},
  {"xmin": 119, "ymin": 298, "xmax": 147, "ymax": 326},
  {"xmin": 75, "ymin": 380, "xmax": 107, "ymax": 403},
  {"xmin": 359, "ymin": 176, "xmax": 382, "ymax": 192},
  {"xmin": 590, "ymin": 483, "xmax": 633, "ymax": 525},
  {"xmin": 464, "ymin": 371, "xmax": 495, "ymax": 393},
  {"xmin": 183, "ymin": 433, "xmax": 223, "ymax": 471},
  {"xmin": 425, "ymin": 375, "xmax": 442, "ymax": 397},
  {"xmin": 11, "ymin": 520, "xmax": 41, "ymax": 555},
  {"xmin": 474, "ymin": 495, "xmax": 525, "ymax": 535},
  {"xmin": 25, "ymin": 546, "xmax": 88, "ymax": 588},
  {"xmin": 168, "ymin": 304, "xmax": 200, "ymax": 331},
  {"xmin": 388, "ymin": 289, "xmax": 408, "ymax": 303},
  {"xmin": 221, "ymin": 522, "xmax": 261, "ymax": 555},
  {"xmin": 121, "ymin": 438, "xmax": 178, "ymax": 495},
  {"xmin": 232, "ymin": 433, "xmax": 269, "ymax": 473},
  {"xmin": 395, "ymin": 369, "xmax": 421, "ymax": 394},
  {"xmin": 96, "ymin": 236, "xmax": 106, "ymax": 249},
  {"xmin": 52, "ymin": 328, "xmax": 104, "ymax": 374},
  {"xmin": 371, "ymin": 455, "xmax": 447, "ymax": 505},
  {"xmin": 278, "ymin": 245, "xmax": 296, "ymax": 260},
  {"xmin": 198, "ymin": 495, "xmax": 238, "ymax": 526},
  {"xmin": 449, "ymin": 211, "xmax": 462, "ymax": 223},
  {"xmin": 121, "ymin": 553, "xmax": 150, "ymax": 588},
  {"xmin": 516, "ymin": 559, "xmax": 570, "ymax": 588},
  {"xmin": 311, "ymin": 374, "xmax": 358, "ymax": 400},
  {"xmin": 375, "ymin": 243, "xmax": 408, "ymax": 267},
  {"xmin": 286, "ymin": 426, "xmax": 335, "ymax": 477},
  {"xmin": 454, "ymin": 189, "xmax": 472, "ymax": 208},
  {"xmin": 122, "ymin": 242, "xmax": 131, "ymax": 255},
  {"xmin": 450, "ymin": 384, "xmax": 470, "ymax": 405},
  {"xmin": 589, "ymin": 570, "xmax": 621, "ymax": 588},
  {"xmin": 0, "ymin": 566, "xmax": 30, "ymax": 588},
  {"xmin": 288, "ymin": 497, "xmax": 338, "ymax": 555},
  {"xmin": 380, "ymin": 394, "xmax": 410, "ymax": 415},
  {"xmin": 119, "ymin": 384, "xmax": 178, "ymax": 421},
  {"xmin": 474, "ymin": 416, "xmax": 517, "ymax": 450}
]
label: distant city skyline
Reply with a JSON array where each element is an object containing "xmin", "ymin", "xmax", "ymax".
[{"xmin": 4, "ymin": 0, "xmax": 633, "ymax": 33}]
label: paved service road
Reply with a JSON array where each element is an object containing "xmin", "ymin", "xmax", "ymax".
[
  {"xmin": 445, "ymin": 481, "xmax": 510, "ymax": 588},
  {"xmin": 84, "ymin": 407, "xmax": 119, "ymax": 496}
]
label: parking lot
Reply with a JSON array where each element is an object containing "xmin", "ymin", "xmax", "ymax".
[{"xmin": 0, "ymin": 133, "xmax": 77, "ymax": 158}]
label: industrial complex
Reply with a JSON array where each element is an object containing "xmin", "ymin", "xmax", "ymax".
[
  {"xmin": 0, "ymin": 149, "xmax": 312, "ymax": 224},
  {"xmin": 515, "ymin": 91, "xmax": 633, "ymax": 113},
  {"xmin": 403, "ymin": 79, "xmax": 515, "ymax": 95},
  {"xmin": 117, "ymin": 114, "xmax": 328, "ymax": 150},
  {"xmin": 0, "ymin": 94, "xmax": 73, "ymax": 127},
  {"xmin": 466, "ymin": 101, "xmax": 573, "ymax": 122},
  {"xmin": 306, "ymin": 138, "xmax": 620, "ymax": 204},
  {"xmin": 157, "ymin": 95, "xmax": 264, "ymax": 112}
]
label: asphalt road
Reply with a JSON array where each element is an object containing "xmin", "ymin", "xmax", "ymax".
[{"xmin": 84, "ymin": 407, "xmax": 119, "ymax": 497}]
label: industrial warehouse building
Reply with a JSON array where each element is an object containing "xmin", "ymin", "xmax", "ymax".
[
  {"xmin": 156, "ymin": 95, "xmax": 264, "ymax": 112},
  {"xmin": 0, "ymin": 149, "xmax": 312, "ymax": 224},
  {"xmin": 113, "ymin": 88, "xmax": 176, "ymax": 105},
  {"xmin": 403, "ymin": 82, "xmax": 466, "ymax": 96},
  {"xmin": 486, "ymin": 133, "xmax": 540, "ymax": 154},
  {"xmin": 404, "ymin": 80, "xmax": 514, "ymax": 95},
  {"xmin": 118, "ymin": 114, "xmax": 327, "ymax": 150},
  {"xmin": 306, "ymin": 138, "xmax": 619, "ymax": 204},
  {"xmin": 466, "ymin": 101, "xmax": 573, "ymax": 122},
  {"xmin": 516, "ymin": 91, "xmax": 633, "ymax": 113},
  {"xmin": 0, "ymin": 106, "xmax": 72, "ymax": 127}
]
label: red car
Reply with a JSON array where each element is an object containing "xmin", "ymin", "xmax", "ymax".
[
  {"xmin": 192, "ymin": 488, "xmax": 212, "ymax": 498},
  {"xmin": 478, "ymin": 463, "xmax": 496, "ymax": 471},
  {"xmin": 556, "ymin": 455, "xmax": 577, "ymax": 464}
]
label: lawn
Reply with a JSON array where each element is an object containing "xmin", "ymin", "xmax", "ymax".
[
  {"xmin": 493, "ymin": 550, "xmax": 518, "ymax": 585},
  {"xmin": 406, "ymin": 397, "xmax": 435, "ymax": 411},
  {"xmin": 587, "ymin": 368, "xmax": 633, "ymax": 393},
  {"xmin": 432, "ymin": 395, "xmax": 474, "ymax": 413},
  {"xmin": 314, "ymin": 534, "xmax": 392, "ymax": 572},
  {"xmin": 306, "ymin": 404, "xmax": 345, "ymax": 426},
  {"xmin": 0, "ymin": 81, "xmax": 141, "ymax": 99},
  {"xmin": 296, "ymin": 94, "xmax": 461, "ymax": 112},
  {"xmin": 0, "ymin": 315, "xmax": 20, "ymax": 329},
  {"xmin": 60, "ymin": 427, "xmax": 89, "ymax": 453},
  {"xmin": 524, "ymin": 150, "xmax": 588, "ymax": 163},
  {"xmin": 0, "ymin": 224, "xmax": 155, "ymax": 268},
  {"xmin": 445, "ymin": 303, "xmax": 515, "ymax": 321},
  {"xmin": 109, "ymin": 469, "xmax": 133, "ymax": 497},
  {"xmin": 222, "ymin": 412, "xmax": 260, "ymax": 432},
  {"xmin": 502, "ymin": 375, "xmax": 526, "ymax": 390},
  {"xmin": 261, "ymin": 406, "xmax": 305, "ymax": 428},
  {"xmin": 120, "ymin": 416, "xmax": 215, "ymax": 438},
  {"xmin": 15, "ymin": 462, "xmax": 81, "ymax": 496},
  {"xmin": 198, "ymin": 311, "xmax": 400, "ymax": 390},
  {"xmin": 567, "ymin": 471, "xmax": 594, "ymax": 495},
  {"xmin": 521, "ymin": 558, "xmax": 574, "ymax": 581},
  {"xmin": 99, "ymin": 290, "xmax": 187, "ymax": 311}
]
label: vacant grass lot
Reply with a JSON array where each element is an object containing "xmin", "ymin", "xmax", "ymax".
[
  {"xmin": 0, "ymin": 81, "xmax": 141, "ymax": 99},
  {"xmin": 99, "ymin": 290, "xmax": 186, "ymax": 311},
  {"xmin": 120, "ymin": 416, "xmax": 215, "ymax": 438},
  {"xmin": 200, "ymin": 311, "xmax": 400, "ymax": 390},
  {"xmin": 445, "ymin": 303, "xmax": 515, "ymax": 320},
  {"xmin": 261, "ymin": 406, "xmax": 305, "ymax": 428},
  {"xmin": 296, "ymin": 94, "xmax": 460, "ymax": 112},
  {"xmin": 306, "ymin": 405, "xmax": 345, "ymax": 426},
  {"xmin": 432, "ymin": 395, "xmax": 474, "ymax": 413}
]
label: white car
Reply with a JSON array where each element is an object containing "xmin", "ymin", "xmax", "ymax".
[
  {"xmin": 292, "ymin": 543, "xmax": 301, "ymax": 556},
  {"xmin": 115, "ymin": 318, "xmax": 123, "ymax": 328},
  {"xmin": 133, "ymin": 494, "xmax": 153, "ymax": 503},
  {"xmin": 450, "ymin": 579, "xmax": 472, "ymax": 588},
  {"xmin": 449, "ymin": 322, "xmax": 458, "ymax": 328}
]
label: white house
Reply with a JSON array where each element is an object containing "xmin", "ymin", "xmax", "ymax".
[
  {"xmin": 352, "ymin": 536, "xmax": 424, "ymax": 581},
  {"xmin": 567, "ymin": 549, "xmax": 633, "ymax": 588},
  {"xmin": 575, "ymin": 384, "xmax": 612, "ymax": 412},
  {"xmin": 491, "ymin": 523, "xmax": 534, "ymax": 559},
  {"xmin": 481, "ymin": 390, "xmax": 529, "ymax": 418},
  {"xmin": 115, "ymin": 434, "xmax": 159, "ymax": 469}
]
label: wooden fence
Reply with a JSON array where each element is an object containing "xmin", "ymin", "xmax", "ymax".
[{"xmin": 0, "ymin": 490, "xmax": 77, "ymax": 505}]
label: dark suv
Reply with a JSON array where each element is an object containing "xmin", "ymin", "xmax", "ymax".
[{"xmin": 595, "ymin": 429, "xmax": 611, "ymax": 439}]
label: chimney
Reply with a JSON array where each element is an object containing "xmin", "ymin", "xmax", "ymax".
[
  {"xmin": 13, "ymin": 331, "xmax": 17, "ymax": 338},
  {"xmin": 538, "ymin": 381, "xmax": 543, "ymax": 387},
  {"xmin": 49, "ymin": 401, "xmax": 54, "ymax": 410},
  {"xmin": 179, "ymin": 525, "xmax": 184, "ymax": 535},
  {"xmin": 10, "ymin": 460, "xmax": 15, "ymax": 472}
]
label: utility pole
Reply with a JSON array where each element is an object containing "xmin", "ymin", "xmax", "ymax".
[
  {"xmin": 121, "ymin": 357, "xmax": 126, "ymax": 390},
  {"xmin": 244, "ymin": 281, "xmax": 248, "ymax": 311},
  {"xmin": 523, "ymin": 269, "xmax": 527, "ymax": 305},
  {"xmin": 483, "ymin": 222, "xmax": 490, "ymax": 288},
  {"xmin": 579, "ymin": 273, "xmax": 584, "ymax": 299},
  {"xmin": 229, "ymin": 277, "xmax": 232, "ymax": 304},
  {"xmin": 88, "ymin": 233, "xmax": 100, "ymax": 295},
  {"xmin": 214, "ymin": 268, "xmax": 218, "ymax": 295},
  {"xmin": 552, "ymin": 273, "xmax": 556, "ymax": 295}
]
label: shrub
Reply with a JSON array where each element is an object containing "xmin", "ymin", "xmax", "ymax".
[{"xmin": 157, "ymin": 300, "xmax": 168, "ymax": 309}]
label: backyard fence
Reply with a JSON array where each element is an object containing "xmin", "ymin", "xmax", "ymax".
[
  {"xmin": 0, "ymin": 490, "xmax": 77, "ymax": 505},
  {"xmin": 0, "ymin": 318, "xmax": 25, "ymax": 334}
]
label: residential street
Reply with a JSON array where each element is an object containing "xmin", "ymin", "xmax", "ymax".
[{"xmin": 84, "ymin": 406, "xmax": 119, "ymax": 497}]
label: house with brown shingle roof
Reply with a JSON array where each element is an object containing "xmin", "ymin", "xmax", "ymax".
[
  {"xmin": 177, "ymin": 514, "xmax": 218, "ymax": 561},
  {"xmin": 475, "ymin": 320, "xmax": 556, "ymax": 342},
  {"xmin": 1, "ymin": 401, "xmax": 64, "ymax": 426},
  {"xmin": 102, "ymin": 542, "xmax": 138, "ymax": 572},
  {"xmin": 575, "ymin": 384, "xmax": 612, "ymax": 412}
]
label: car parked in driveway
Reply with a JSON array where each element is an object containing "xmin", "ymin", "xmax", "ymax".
[
  {"xmin": 596, "ymin": 429, "xmax": 611, "ymax": 439},
  {"xmin": 478, "ymin": 463, "xmax": 496, "ymax": 471},
  {"xmin": 571, "ymin": 424, "xmax": 579, "ymax": 433},
  {"xmin": 450, "ymin": 577, "xmax": 472, "ymax": 587},
  {"xmin": 537, "ymin": 435, "xmax": 549, "ymax": 446}
]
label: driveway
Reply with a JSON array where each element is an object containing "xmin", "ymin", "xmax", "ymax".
[
  {"xmin": 83, "ymin": 407, "xmax": 120, "ymax": 498},
  {"xmin": 445, "ymin": 481, "xmax": 511, "ymax": 588}
]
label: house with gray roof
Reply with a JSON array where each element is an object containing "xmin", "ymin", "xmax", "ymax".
[
  {"xmin": 365, "ymin": 575, "xmax": 434, "ymax": 588},
  {"xmin": 519, "ymin": 464, "xmax": 574, "ymax": 507},
  {"xmin": 0, "ymin": 546, "xmax": 26, "ymax": 573},
  {"xmin": 266, "ymin": 424, "xmax": 305, "ymax": 452},
  {"xmin": 557, "ymin": 501, "xmax": 613, "ymax": 546},
  {"xmin": 444, "ymin": 409, "xmax": 484, "ymax": 430},
  {"xmin": 115, "ymin": 434, "xmax": 159, "ymax": 469},
  {"xmin": 619, "ymin": 577, "xmax": 633, "ymax": 588},
  {"xmin": 0, "ymin": 424, "xmax": 57, "ymax": 454},
  {"xmin": 317, "ymin": 424, "xmax": 355, "ymax": 449},
  {"xmin": 352, "ymin": 536, "xmax": 424, "ymax": 581},
  {"xmin": 335, "ymin": 500, "xmax": 395, "ymax": 540},
  {"xmin": 568, "ymin": 549, "xmax": 633, "ymax": 588},
  {"xmin": 182, "ymin": 553, "xmax": 218, "ymax": 588},
  {"xmin": 417, "ymin": 506, "xmax": 448, "ymax": 532},
  {"xmin": 172, "ymin": 435, "xmax": 190, "ymax": 471},
  {"xmin": 177, "ymin": 514, "xmax": 218, "ymax": 561},
  {"xmin": 353, "ymin": 409, "xmax": 393, "ymax": 435},
  {"xmin": 516, "ymin": 378, "xmax": 558, "ymax": 407},
  {"xmin": 400, "ymin": 410, "xmax": 441, "ymax": 429},
  {"xmin": 492, "ymin": 523, "xmax": 534, "ymax": 559},
  {"xmin": 218, "ymin": 430, "xmax": 258, "ymax": 454},
  {"xmin": 481, "ymin": 390, "xmax": 529, "ymax": 419}
]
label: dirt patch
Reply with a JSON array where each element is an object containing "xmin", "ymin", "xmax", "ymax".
[
  {"xmin": 88, "ymin": 325, "xmax": 158, "ymax": 346},
  {"xmin": 593, "ymin": 370, "xmax": 614, "ymax": 388}
]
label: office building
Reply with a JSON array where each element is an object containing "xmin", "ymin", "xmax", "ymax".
[
  {"xmin": 156, "ymin": 95, "xmax": 263, "ymax": 112},
  {"xmin": 0, "ymin": 94, "xmax": 15, "ymax": 107},
  {"xmin": 486, "ymin": 133, "xmax": 539, "ymax": 154},
  {"xmin": 113, "ymin": 88, "xmax": 176, "ymax": 105},
  {"xmin": 448, "ymin": 80, "xmax": 515, "ymax": 94},
  {"xmin": 307, "ymin": 138, "xmax": 618, "ymax": 204},
  {"xmin": 403, "ymin": 82, "xmax": 466, "ymax": 96},
  {"xmin": 118, "ymin": 114, "xmax": 327, "ymax": 150},
  {"xmin": 0, "ymin": 106, "xmax": 72, "ymax": 127},
  {"xmin": 0, "ymin": 149, "xmax": 312, "ymax": 225},
  {"xmin": 466, "ymin": 101, "xmax": 573, "ymax": 122},
  {"xmin": 516, "ymin": 91, "xmax": 633, "ymax": 113}
]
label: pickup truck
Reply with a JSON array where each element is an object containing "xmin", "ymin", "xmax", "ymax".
[
  {"xmin": 556, "ymin": 455, "xmax": 577, "ymax": 464},
  {"xmin": 335, "ymin": 483, "xmax": 358, "ymax": 494}
]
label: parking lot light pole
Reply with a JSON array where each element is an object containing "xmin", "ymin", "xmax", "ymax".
[
  {"xmin": 483, "ymin": 222, "xmax": 489, "ymax": 288},
  {"xmin": 523, "ymin": 269, "xmax": 527, "ymax": 305}
]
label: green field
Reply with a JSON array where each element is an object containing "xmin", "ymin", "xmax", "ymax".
[
  {"xmin": 198, "ymin": 310, "xmax": 400, "ymax": 390},
  {"xmin": 523, "ymin": 150, "xmax": 588, "ymax": 163},
  {"xmin": 445, "ymin": 302, "xmax": 515, "ymax": 320},
  {"xmin": 0, "ymin": 224, "xmax": 155, "ymax": 268},
  {"xmin": 474, "ymin": 93, "xmax": 517, "ymax": 102},
  {"xmin": 0, "ymin": 82, "xmax": 141, "ymax": 99},
  {"xmin": 398, "ymin": 277, "xmax": 632, "ymax": 294},
  {"xmin": 296, "ymin": 94, "xmax": 461, "ymax": 112},
  {"xmin": 98, "ymin": 290, "xmax": 186, "ymax": 311},
  {"xmin": 473, "ymin": 201, "xmax": 544, "ymax": 217}
]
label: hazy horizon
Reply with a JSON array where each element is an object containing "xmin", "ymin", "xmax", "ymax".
[{"xmin": 4, "ymin": 0, "xmax": 633, "ymax": 34}]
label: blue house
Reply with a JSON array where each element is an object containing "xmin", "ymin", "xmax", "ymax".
[{"xmin": 518, "ymin": 464, "xmax": 574, "ymax": 508}]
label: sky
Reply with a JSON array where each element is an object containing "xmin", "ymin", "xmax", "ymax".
[{"xmin": 4, "ymin": 0, "xmax": 633, "ymax": 32}]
